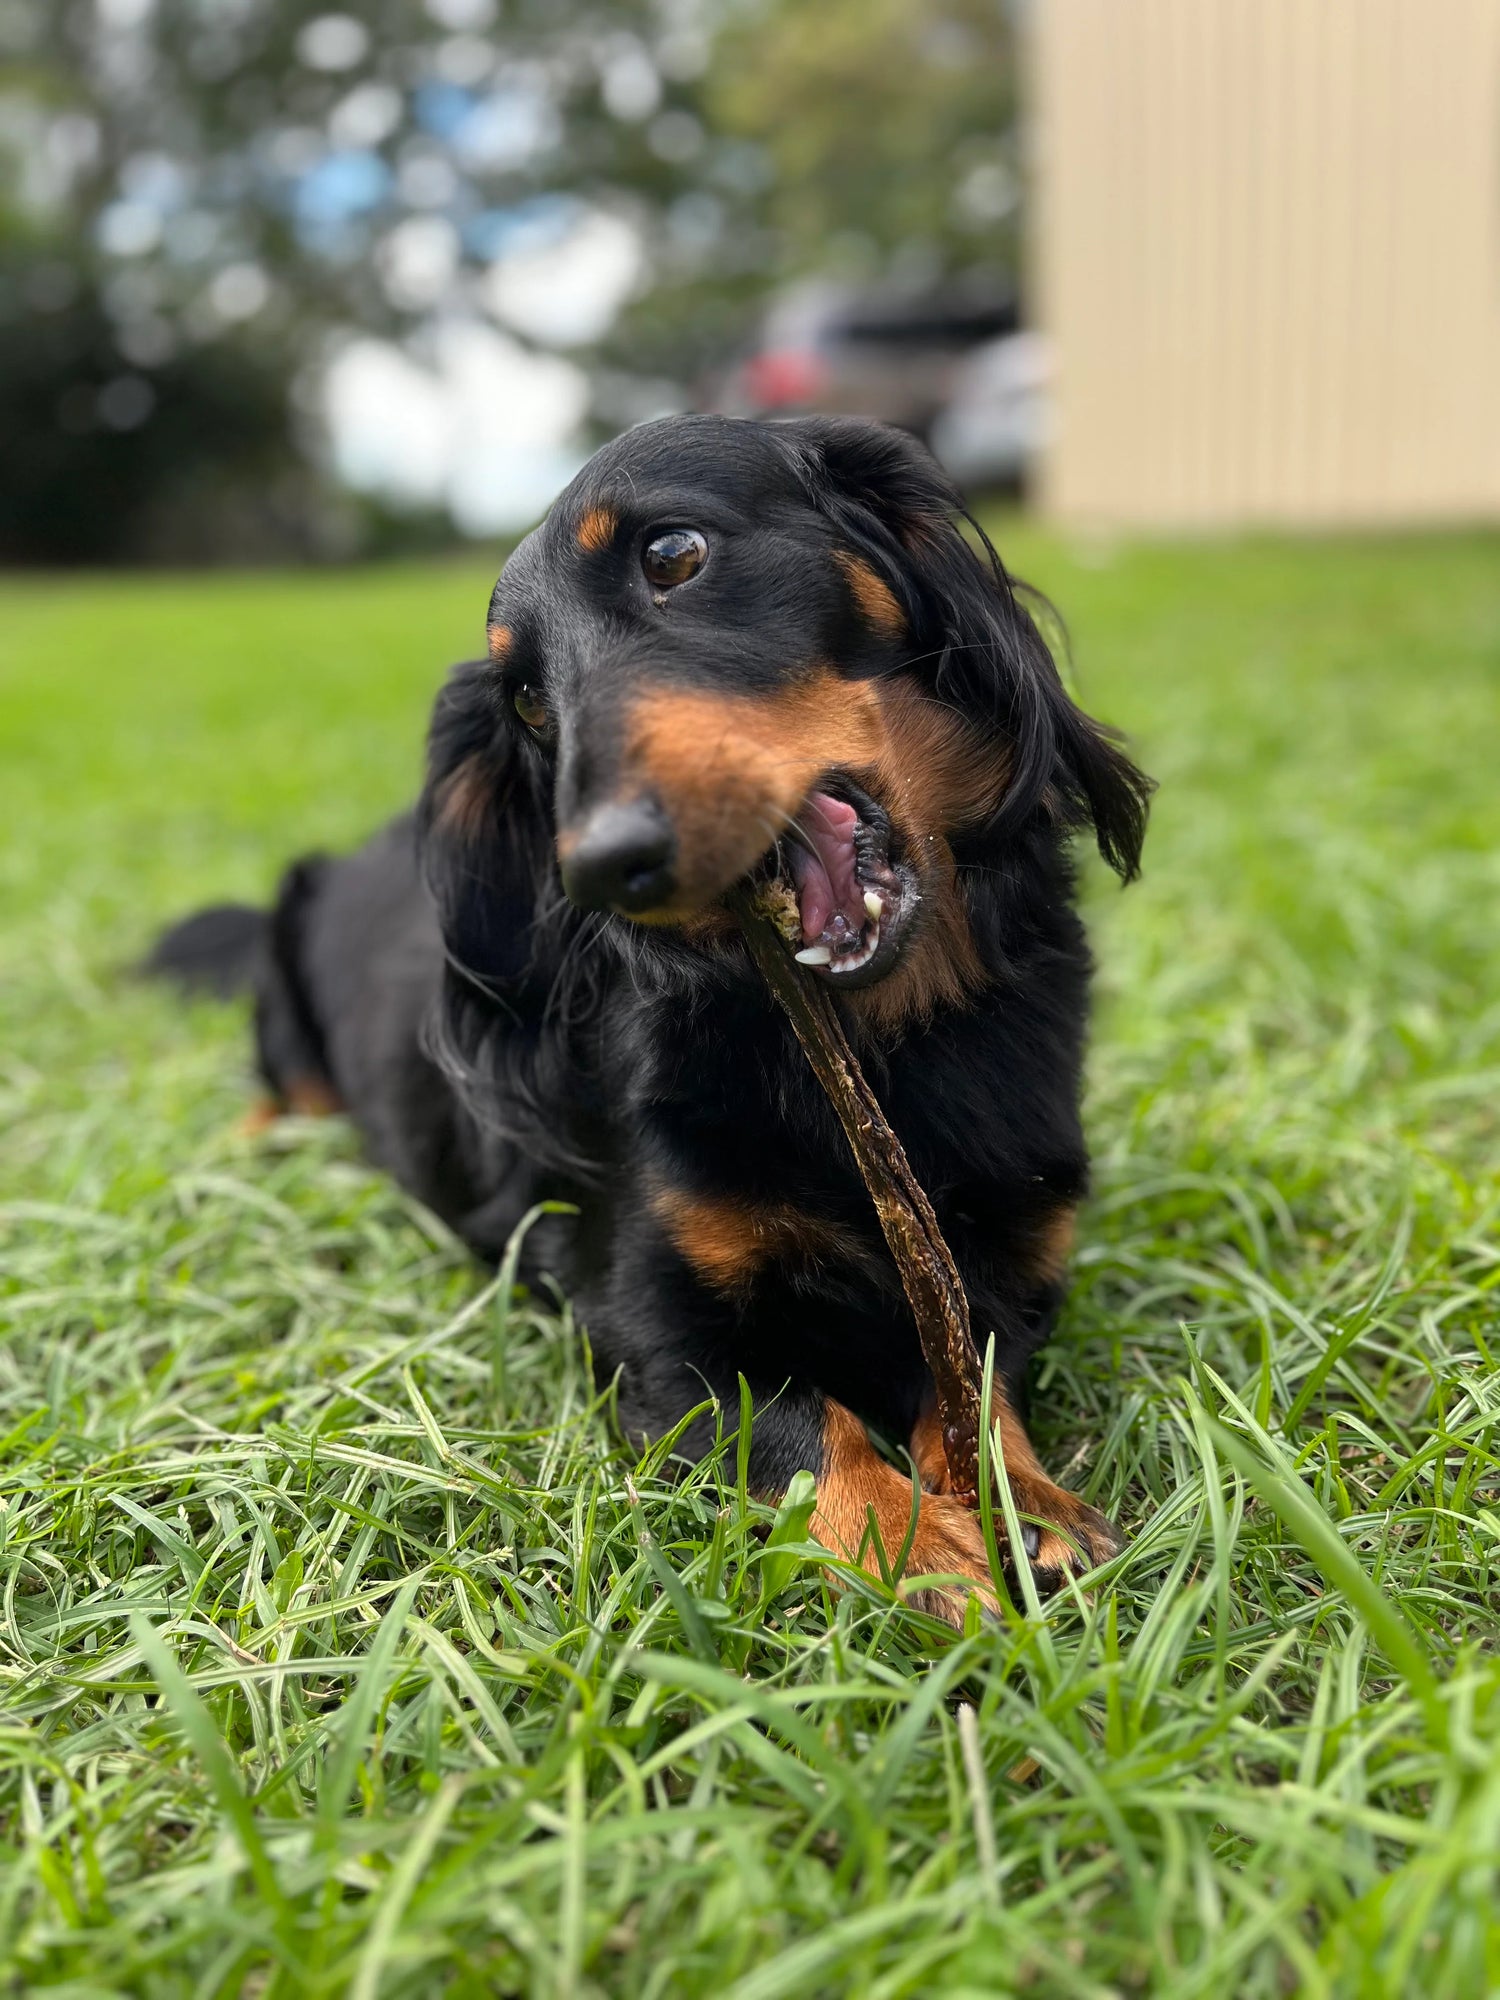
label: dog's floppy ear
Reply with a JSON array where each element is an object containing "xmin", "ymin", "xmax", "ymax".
[
  {"xmin": 417, "ymin": 660, "xmax": 559, "ymax": 998},
  {"xmin": 418, "ymin": 662, "xmax": 604, "ymax": 1181},
  {"xmin": 781, "ymin": 417, "xmax": 1152, "ymax": 880}
]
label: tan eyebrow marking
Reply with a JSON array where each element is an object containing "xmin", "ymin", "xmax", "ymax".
[
  {"xmin": 487, "ymin": 622, "xmax": 513, "ymax": 660},
  {"xmin": 576, "ymin": 506, "xmax": 618, "ymax": 554}
]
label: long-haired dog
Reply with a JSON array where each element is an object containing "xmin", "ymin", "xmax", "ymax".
[{"xmin": 153, "ymin": 414, "xmax": 1151, "ymax": 1623}]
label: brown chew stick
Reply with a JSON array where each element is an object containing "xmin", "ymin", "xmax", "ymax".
[{"xmin": 731, "ymin": 889, "xmax": 989, "ymax": 1506}]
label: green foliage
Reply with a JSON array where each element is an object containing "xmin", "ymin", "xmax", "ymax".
[
  {"xmin": 0, "ymin": 0, "xmax": 1025, "ymax": 555},
  {"xmin": 711, "ymin": 0, "xmax": 1020, "ymax": 283},
  {"xmin": 3, "ymin": 527, "xmax": 1499, "ymax": 1993},
  {"xmin": 0, "ymin": 270, "xmax": 322, "ymax": 564},
  {"xmin": 624, "ymin": 0, "xmax": 1023, "ymax": 381}
]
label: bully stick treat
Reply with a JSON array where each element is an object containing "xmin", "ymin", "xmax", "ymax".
[{"xmin": 733, "ymin": 887, "xmax": 989, "ymax": 1507}]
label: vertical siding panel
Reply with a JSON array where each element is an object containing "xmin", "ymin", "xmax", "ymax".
[
  {"xmin": 1311, "ymin": 0, "xmax": 1350, "ymax": 518},
  {"xmin": 1031, "ymin": 0, "xmax": 1500, "ymax": 525},
  {"xmin": 1154, "ymin": 0, "xmax": 1182, "ymax": 517},
  {"xmin": 1453, "ymin": 0, "xmax": 1500, "ymax": 509},
  {"xmin": 1248, "ymin": 0, "xmax": 1291, "ymax": 514},
  {"xmin": 1105, "ymin": 0, "xmax": 1144, "ymax": 516},
  {"xmin": 1376, "ymin": 1, "xmax": 1408, "ymax": 516},
  {"xmin": 1222, "ymin": 0, "xmax": 1259, "ymax": 517},
  {"xmin": 1220, "ymin": 0, "xmax": 1250, "ymax": 517},
  {"xmin": 1118, "ymin": 0, "xmax": 1156, "ymax": 516},
  {"xmin": 1276, "ymin": 0, "xmax": 1321, "ymax": 517},
  {"xmin": 1186, "ymin": 0, "xmax": 1221, "ymax": 518}
]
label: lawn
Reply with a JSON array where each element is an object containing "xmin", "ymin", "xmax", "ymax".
[{"xmin": 2, "ymin": 525, "xmax": 1498, "ymax": 1998}]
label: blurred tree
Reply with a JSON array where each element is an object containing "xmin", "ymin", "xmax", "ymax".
[
  {"xmin": 616, "ymin": 0, "xmax": 1022, "ymax": 393},
  {"xmin": 0, "ymin": 260, "xmax": 334, "ymax": 563},
  {"xmin": 720, "ymin": 0, "xmax": 1019, "ymax": 283},
  {"xmin": 0, "ymin": 0, "xmax": 1023, "ymax": 561}
]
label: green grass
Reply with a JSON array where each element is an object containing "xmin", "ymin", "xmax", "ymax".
[{"xmin": 2, "ymin": 526, "xmax": 1499, "ymax": 1997}]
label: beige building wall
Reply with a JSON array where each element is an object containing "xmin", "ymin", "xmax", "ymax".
[{"xmin": 1031, "ymin": 0, "xmax": 1500, "ymax": 527}]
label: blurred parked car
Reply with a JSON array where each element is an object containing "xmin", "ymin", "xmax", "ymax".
[
  {"xmin": 702, "ymin": 280, "xmax": 1048, "ymax": 491},
  {"xmin": 927, "ymin": 329, "xmax": 1052, "ymax": 491}
]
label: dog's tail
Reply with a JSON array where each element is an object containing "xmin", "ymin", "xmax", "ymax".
[
  {"xmin": 142, "ymin": 902, "xmax": 267, "ymax": 999},
  {"xmin": 144, "ymin": 858, "xmax": 341, "ymax": 1114}
]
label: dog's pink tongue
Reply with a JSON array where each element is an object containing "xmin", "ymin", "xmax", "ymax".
[{"xmin": 790, "ymin": 792, "xmax": 861, "ymax": 945}]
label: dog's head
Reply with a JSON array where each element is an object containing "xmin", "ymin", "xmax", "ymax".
[{"xmin": 422, "ymin": 414, "xmax": 1149, "ymax": 1031}]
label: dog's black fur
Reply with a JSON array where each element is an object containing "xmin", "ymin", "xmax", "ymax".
[{"xmin": 153, "ymin": 415, "xmax": 1150, "ymax": 1618}]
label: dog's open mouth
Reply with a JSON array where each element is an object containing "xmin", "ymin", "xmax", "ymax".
[{"xmin": 760, "ymin": 781, "xmax": 919, "ymax": 989}]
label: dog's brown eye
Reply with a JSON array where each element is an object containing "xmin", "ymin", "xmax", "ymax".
[
  {"xmin": 513, "ymin": 683, "xmax": 548, "ymax": 732},
  {"xmin": 643, "ymin": 528, "xmax": 707, "ymax": 589}
]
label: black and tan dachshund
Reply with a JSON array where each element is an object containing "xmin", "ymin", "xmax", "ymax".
[{"xmin": 152, "ymin": 414, "xmax": 1151, "ymax": 1623}]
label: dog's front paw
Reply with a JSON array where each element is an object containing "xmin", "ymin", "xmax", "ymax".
[
  {"xmin": 903, "ymin": 1488, "xmax": 1124, "ymax": 1623},
  {"xmin": 897, "ymin": 1491, "xmax": 1004, "ymax": 1626},
  {"xmin": 1010, "ymin": 1482, "xmax": 1125, "ymax": 1586}
]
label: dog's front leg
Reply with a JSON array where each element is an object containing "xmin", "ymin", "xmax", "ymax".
[{"xmin": 596, "ymin": 1227, "xmax": 1004, "ymax": 1628}]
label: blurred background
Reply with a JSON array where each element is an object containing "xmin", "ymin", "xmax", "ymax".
[
  {"xmin": 0, "ymin": 0, "xmax": 1028, "ymax": 563},
  {"xmin": 3, "ymin": 0, "xmax": 1498, "ymax": 566}
]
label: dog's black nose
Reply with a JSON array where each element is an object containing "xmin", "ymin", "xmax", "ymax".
[{"xmin": 560, "ymin": 797, "xmax": 677, "ymax": 913}]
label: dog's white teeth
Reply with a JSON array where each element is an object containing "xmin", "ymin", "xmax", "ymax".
[
  {"xmin": 795, "ymin": 898, "xmax": 888, "ymax": 975},
  {"xmin": 828, "ymin": 923, "xmax": 879, "ymax": 974}
]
